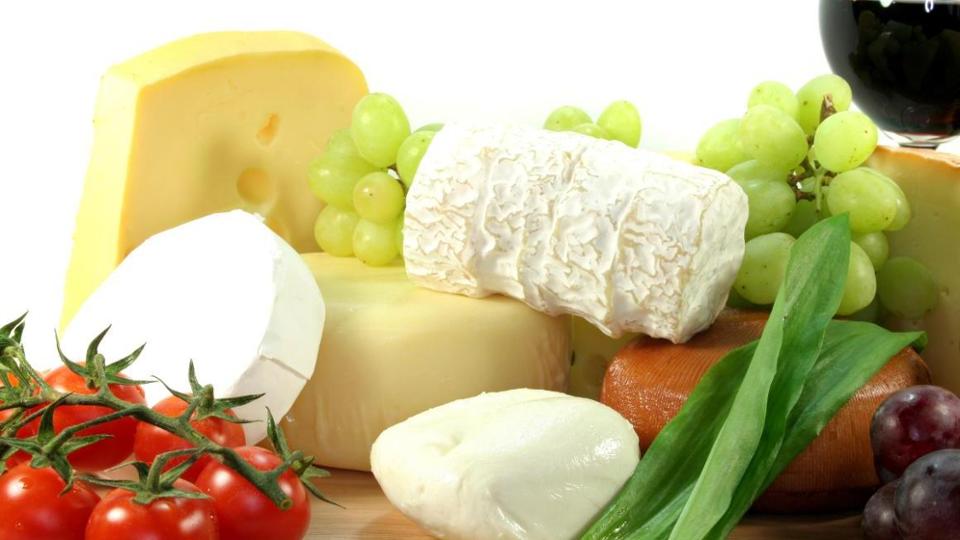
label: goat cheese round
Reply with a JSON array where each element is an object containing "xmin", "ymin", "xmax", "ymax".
[
  {"xmin": 282, "ymin": 254, "xmax": 571, "ymax": 471},
  {"xmin": 404, "ymin": 124, "xmax": 748, "ymax": 343},
  {"xmin": 371, "ymin": 389, "xmax": 640, "ymax": 540},
  {"xmin": 59, "ymin": 210, "xmax": 325, "ymax": 443}
]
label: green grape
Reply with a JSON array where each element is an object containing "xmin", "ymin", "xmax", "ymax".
[
  {"xmin": 544, "ymin": 106, "xmax": 591, "ymax": 131},
  {"xmin": 351, "ymin": 93, "xmax": 411, "ymax": 168},
  {"xmin": 353, "ymin": 171, "xmax": 405, "ymax": 224},
  {"xmin": 826, "ymin": 168, "xmax": 899, "ymax": 233},
  {"xmin": 813, "ymin": 111, "xmax": 879, "ymax": 172},
  {"xmin": 853, "ymin": 231, "xmax": 889, "ymax": 270},
  {"xmin": 396, "ymin": 130, "xmax": 436, "ymax": 188},
  {"xmin": 307, "ymin": 153, "xmax": 379, "ymax": 210},
  {"xmin": 838, "ymin": 241, "xmax": 877, "ymax": 316},
  {"xmin": 726, "ymin": 159, "xmax": 790, "ymax": 185},
  {"xmin": 864, "ymin": 168, "xmax": 912, "ymax": 231},
  {"xmin": 313, "ymin": 205, "xmax": 360, "ymax": 257},
  {"xmin": 877, "ymin": 257, "xmax": 939, "ymax": 319},
  {"xmin": 324, "ymin": 128, "xmax": 360, "ymax": 157},
  {"xmin": 783, "ymin": 199, "xmax": 820, "ymax": 237},
  {"xmin": 796, "ymin": 74, "xmax": 853, "ymax": 134},
  {"xmin": 696, "ymin": 119, "xmax": 749, "ymax": 172},
  {"xmin": 747, "ymin": 81, "xmax": 798, "ymax": 119},
  {"xmin": 727, "ymin": 287, "xmax": 761, "ymax": 310},
  {"xmin": 395, "ymin": 220, "xmax": 404, "ymax": 256},
  {"xmin": 570, "ymin": 123, "xmax": 611, "ymax": 139},
  {"xmin": 353, "ymin": 219, "xmax": 399, "ymax": 266},
  {"xmin": 733, "ymin": 232, "xmax": 796, "ymax": 305},
  {"xmin": 739, "ymin": 104, "xmax": 809, "ymax": 170},
  {"xmin": 597, "ymin": 100, "xmax": 642, "ymax": 147},
  {"xmin": 741, "ymin": 178, "xmax": 796, "ymax": 239},
  {"xmin": 415, "ymin": 123, "xmax": 444, "ymax": 133}
]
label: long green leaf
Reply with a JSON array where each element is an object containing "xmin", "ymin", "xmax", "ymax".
[
  {"xmin": 580, "ymin": 344, "xmax": 756, "ymax": 539},
  {"xmin": 707, "ymin": 320, "xmax": 924, "ymax": 539},
  {"xmin": 668, "ymin": 215, "xmax": 850, "ymax": 539},
  {"xmin": 583, "ymin": 216, "xmax": 851, "ymax": 539}
]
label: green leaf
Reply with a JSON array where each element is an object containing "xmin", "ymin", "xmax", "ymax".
[
  {"xmin": 669, "ymin": 215, "xmax": 851, "ymax": 539},
  {"xmin": 707, "ymin": 321, "xmax": 923, "ymax": 539}
]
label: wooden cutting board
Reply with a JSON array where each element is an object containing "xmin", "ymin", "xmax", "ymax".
[{"xmin": 307, "ymin": 469, "xmax": 862, "ymax": 539}]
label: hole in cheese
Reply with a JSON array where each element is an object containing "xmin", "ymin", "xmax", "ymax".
[
  {"xmin": 256, "ymin": 113, "xmax": 280, "ymax": 146},
  {"xmin": 236, "ymin": 167, "xmax": 275, "ymax": 206}
]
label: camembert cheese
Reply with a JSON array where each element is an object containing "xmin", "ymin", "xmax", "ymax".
[
  {"xmin": 282, "ymin": 254, "xmax": 571, "ymax": 471},
  {"xmin": 62, "ymin": 31, "xmax": 366, "ymax": 327},
  {"xmin": 58, "ymin": 211, "xmax": 325, "ymax": 444}
]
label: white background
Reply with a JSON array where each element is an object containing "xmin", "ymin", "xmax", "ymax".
[{"xmin": 0, "ymin": 0, "xmax": 956, "ymax": 359}]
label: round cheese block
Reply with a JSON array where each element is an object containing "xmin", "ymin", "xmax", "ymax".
[
  {"xmin": 282, "ymin": 253, "xmax": 572, "ymax": 471},
  {"xmin": 601, "ymin": 309, "xmax": 930, "ymax": 513}
]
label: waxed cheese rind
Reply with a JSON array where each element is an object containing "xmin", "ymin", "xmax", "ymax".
[
  {"xmin": 62, "ymin": 31, "xmax": 367, "ymax": 328},
  {"xmin": 281, "ymin": 253, "xmax": 571, "ymax": 471}
]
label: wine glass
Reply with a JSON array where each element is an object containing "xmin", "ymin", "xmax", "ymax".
[{"xmin": 820, "ymin": 0, "xmax": 960, "ymax": 148}]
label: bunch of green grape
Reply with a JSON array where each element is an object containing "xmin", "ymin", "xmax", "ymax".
[
  {"xmin": 543, "ymin": 100, "xmax": 643, "ymax": 147},
  {"xmin": 697, "ymin": 75, "xmax": 937, "ymax": 320},
  {"xmin": 308, "ymin": 93, "xmax": 438, "ymax": 266}
]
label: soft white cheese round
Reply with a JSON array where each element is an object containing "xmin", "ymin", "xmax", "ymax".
[
  {"xmin": 371, "ymin": 389, "xmax": 640, "ymax": 540},
  {"xmin": 282, "ymin": 254, "xmax": 570, "ymax": 471},
  {"xmin": 59, "ymin": 210, "xmax": 324, "ymax": 443}
]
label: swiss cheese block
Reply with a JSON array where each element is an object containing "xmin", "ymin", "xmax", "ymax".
[
  {"xmin": 58, "ymin": 211, "xmax": 325, "ymax": 444},
  {"xmin": 62, "ymin": 31, "xmax": 366, "ymax": 327},
  {"xmin": 868, "ymin": 147, "xmax": 960, "ymax": 394},
  {"xmin": 282, "ymin": 254, "xmax": 571, "ymax": 471}
]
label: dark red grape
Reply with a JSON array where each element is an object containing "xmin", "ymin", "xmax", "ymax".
[
  {"xmin": 895, "ymin": 449, "xmax": 960, "ymax": 540},
  {"xmin": 871, "ymin": 385, "xmax": 960, "ymax": 482},
  {"xmin": 863, "ymin": 481, "xmax": 901, "ymax": 540}
]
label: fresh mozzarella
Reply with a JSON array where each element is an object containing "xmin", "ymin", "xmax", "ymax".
[
  {"xmin": 371, "ymin": 389, "xmax": 640, "ymax": 540},
  {"xmin": 58, "ymin": 210, "xmax": 324, "ymax": 443},
  {"xmin": 404, "ymin": 124, "xmax": 748, "ymax": 342}
]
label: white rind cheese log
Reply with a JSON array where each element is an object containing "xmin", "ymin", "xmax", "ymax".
[{"xmin": 404, "ymin": 125, "xmax": 748, "ymax": 342}]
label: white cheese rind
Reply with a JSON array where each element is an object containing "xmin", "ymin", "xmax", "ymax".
[
  {"xmin": 371, "ymin": 389, "xmax": 640, "ymax": 540},
  {"xmin": 404, "ymin": 125, "xmax": 747, "ymax": 342},
  {"xmin": 59, "ymin": 210, "xmax": 325, "ymax": 443}
]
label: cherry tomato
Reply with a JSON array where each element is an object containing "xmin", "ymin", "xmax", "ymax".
[
  {"xmin": 0, "ymin": 464, "xmax": 100, "ymax": 540},
  {"xmin": 195, "ymin": 446, "xmax": 310, "ymax": 540},
  {"xmin": 133, "ymin": 395, "xmax": 245, "ymax": 482},
  {"xmin": 85, "ymin": 479, "xmax": 218, "ymax": 540},
  {"xmin": 43, "ymin": 365, "xmax": 146, "ymax": 472}
]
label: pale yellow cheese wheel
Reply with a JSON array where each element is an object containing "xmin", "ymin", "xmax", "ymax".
[{"xmin": 283, "ymin": 254, "xmax": 572, "ymax": 471}]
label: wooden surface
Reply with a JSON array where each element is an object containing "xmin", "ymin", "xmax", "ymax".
[{"xmin": 308, "ymin": 469, "xmax": 863, "ymax": 539}]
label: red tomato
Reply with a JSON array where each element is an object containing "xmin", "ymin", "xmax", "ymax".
[
  {"xmin": 133, "ymin": 395, "xmax": 246, "ymax": 482},
  {"xmin": 196, "ymin": 446, "xmax": 310, "ymax": 540},
  {"xmin": 85, "ymin": 479, "xmax": 218, "ymax": 540},
  {"xmin": 0, "ymin": 464, "xmax": 100, "ymax": 540},
  {"xmin": 43, "ymin": 365, "xmax": 146, "ymax": 472}
]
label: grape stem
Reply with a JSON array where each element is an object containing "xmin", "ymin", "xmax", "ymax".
[{"xmin": 0, "ymin": 324, "xmax": 328, "ymax": 510}]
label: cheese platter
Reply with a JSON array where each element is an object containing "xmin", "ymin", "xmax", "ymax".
[{"xmin": 2, "ymin": 1, "xmax": 960, "ymax": 538}]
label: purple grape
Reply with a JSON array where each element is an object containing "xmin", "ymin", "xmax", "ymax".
[
  {"xmin": 863, "ymin": 481, "xmax": 901, "ymax": 540},
  {"xmin": 871, "ymin": 385, "xmax": 960, "ymax": 482},
  {"xmin": 895, "ymin": 449, "xmax": 960, "ymax": 539}
]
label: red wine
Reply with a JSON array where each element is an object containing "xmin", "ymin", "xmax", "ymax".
[{"xmin": 820, "ymin": 0, "xmax": 960, "ymax": 143}]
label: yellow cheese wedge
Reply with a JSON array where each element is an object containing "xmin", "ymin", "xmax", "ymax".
[
  {"xmin": 868, "ymin": 146, "xmax": 960, "ymax": 394},
  {"xmin": 283, "ymin": 254, "xmax": 571, "ymax": 471},
  {"xmin": 62, "ymin": 31, "xmax": 366, "ymax": 327}
]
